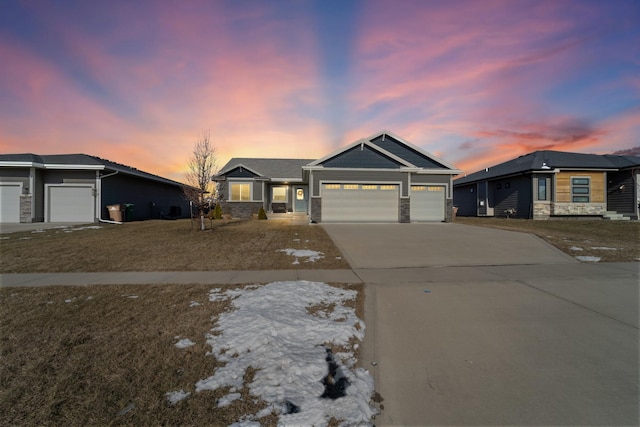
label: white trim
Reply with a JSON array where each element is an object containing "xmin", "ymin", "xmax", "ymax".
[
  {"xmin": 0, "ymin": 161, "xmax": 45, "ymax": 168},
  {"xmin": 43, "ymin": 163, "xmax": 104, "ymax": 170},
  {"xmin": 228, "ymin": 181, "xmax": 253, "ymax": 202}
]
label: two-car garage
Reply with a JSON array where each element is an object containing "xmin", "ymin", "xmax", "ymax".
[{"xmin": 320, "ymin": 183, "xmax": 446, "ymax": 222}]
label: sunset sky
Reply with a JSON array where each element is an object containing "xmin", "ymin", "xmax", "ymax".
[{"xmin": 1, "ymin": 0, "xmax": 638, "ymax": 182}]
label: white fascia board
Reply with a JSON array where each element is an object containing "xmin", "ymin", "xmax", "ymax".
[
  {"xmin": 270, "ymin": 178, "xmax": 305, "ymax": 183},
  {"xmin": 44, "ymin": 163, "xmax": 105, "ymax": 170},
  {"xmin": 0, "ymin": 161, "xmax": 45, "ymax": 168},
  {"xmin": 307, "ymin": 138, "xmax": 415, "ymax": 168},
  {"xmin": 409, "ymin": 168, "xmax": 463, "ymax": 175}
]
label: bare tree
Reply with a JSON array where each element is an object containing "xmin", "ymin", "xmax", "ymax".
[{"xmin": 184, "ymin": 131, "xmax": 217, "ymax": 230}]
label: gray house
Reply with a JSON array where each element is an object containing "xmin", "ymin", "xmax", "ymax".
[
  {"xmin": 0, "ymin": 153, "xmax": 192, "ymax": 223},
  {"xmin": 453, "ymin": 150, "xmax": 640, "ymax": 220},
  {"xmin": 214, "ymin": 130, "xmax": 461, "ymax": 222}
]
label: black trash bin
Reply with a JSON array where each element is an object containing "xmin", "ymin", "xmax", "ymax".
[{"xmin": 124, "ymin": 204, "xmax": 134, "ymax": 222}]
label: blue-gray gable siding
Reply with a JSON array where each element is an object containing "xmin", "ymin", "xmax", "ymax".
[
  {"xmin": 492, "ymin": 175, "xmax": 532, "ymax": 218},
  {"xmin": 370, "ymin": 135, "xmax": 447, "ymax": 169},
  {"xmin": 607, "ymin": 170, "xmax": 637, "ymax": 215},
  {"xmin": 320, "ymin": 145, "xmax": 404, "ymax": 169},
  {"xmin": 225, "ymin": 167, "xmax": 259, "ymax": 178}
]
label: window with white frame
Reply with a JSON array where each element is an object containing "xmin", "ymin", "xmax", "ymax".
[
  {"xmin": 537, "ymin": 178, "xmax": 547, "ymax": 201},
  {"xmin": 230, "ymin": 182, "xmax": 251, "ymax": 201},
  {"xmin": 571, "ymin": 177, "xmax": 590, "ymax": 202},
  {"xmin": 272, "ymin": 186, "xmax": 287, "ymax": 202}
]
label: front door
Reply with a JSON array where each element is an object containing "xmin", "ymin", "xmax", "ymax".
[{"xmin": 294, "ymin": 187, "xmax": 307, "ymax": 212}]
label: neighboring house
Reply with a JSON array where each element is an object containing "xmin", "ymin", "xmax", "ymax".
[
  {"xmin": 453, "ymin": 150, "xmax": 640, "ymax": 220},
  {"xmin": 214, "ymin": 130, "xmax": 461, "ymax": 223},
  {"xmin": 0, "ymin": 153, "xmax": 192, "ymax": 223}
]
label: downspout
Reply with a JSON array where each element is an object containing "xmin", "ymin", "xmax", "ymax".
[{"xmin": 98, "ymin": 170, "xmax": 122, "ymax": 224}]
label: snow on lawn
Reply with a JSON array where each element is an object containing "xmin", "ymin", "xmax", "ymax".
[
  {"xmin": 278, "ymin": 249, "xmax": 324, "ymax": 264},
  {"xmin": 193, "ymin": 281, "xmax": 376, "ymax": 426},
  {"xmin": 575, "ymin": 256, "xmax": 602, "ymax": 262}
]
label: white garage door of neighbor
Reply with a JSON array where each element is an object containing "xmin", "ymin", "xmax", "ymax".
[
  {"xmin": 322, "ymin": 183, "xmax": 399, "ymax": 222},
  {"xmin": 411, "ymin": 185, "xmax": 445, "ymax": 221},
  {"xmin": 48, "ymin": 185, "xmax": 95, "ymax": 222},
  {"xmin": 0, "ymin": 183, "xmax": 21, "ymax": 223}
]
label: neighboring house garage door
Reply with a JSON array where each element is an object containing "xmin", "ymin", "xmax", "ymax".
[
  {"xmin": 411, "ymin": 185, "xmax": 445, "ymax": 222},
  {"xmin": 322, "ymin": 183, "xmax": 399, "ymax": 222},
  {"xmin": 47, "ymin": 185, "xmax": 95, "ymax": 222},
  {"xmin": 0, "ymin": 183, "xmax": 21, "ymax": 223}
]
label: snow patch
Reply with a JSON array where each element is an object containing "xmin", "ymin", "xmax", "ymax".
[
  {"xmin": 189, "ymin": 301, "xmax": 202, "ymax": 307},
  {"xmin": 569, "ymin": 246, "xmax": 583, "ymax": 251},
  {"xmin": 576, "ymin": 256, "xmax": 601, "ymax": 262},
  {"xmin": 278, "ymin": 248, "xmax": 324, "ymax": 263},
  {"xmin": 590, "ymin": 246, "xmax": 617, "ymax": 251},
  {"xmin": 217, "ymin": 392, "xmax": 242, "ymax": 407},
  {"xmin": 195, "ymin": 281, "xmax": 376, "ymax": 426},
  {"xmin": 175, "ymin": 338, "xmax": 196, "ymax": 349},
  {"xmin": 166, "ymin": 390, "xmax": 191, "ymax": 405}
]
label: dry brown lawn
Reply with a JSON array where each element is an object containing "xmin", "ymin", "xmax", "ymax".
[
  {"xmin": 0, "ymin": 282, "xmax": 364, "ymax": 426},
  {"xmin": 455, "ymin": 217, "xmax": 640, "ymax": 262},
  {"xmin": 0, "ymin": 219, "xmax": 350, "ymax": 273}
]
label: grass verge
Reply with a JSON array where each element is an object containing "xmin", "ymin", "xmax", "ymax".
[
  {"xmin": 0, "ymin": 219, "xmax": 350, "ymax": 273},
  {"xmin": 455, "ymin": 217, "xmax": 639, "ymax": 262},
  {"xmin": 0, "ymin": 282, "xmax": 364, "ymax": 426}
]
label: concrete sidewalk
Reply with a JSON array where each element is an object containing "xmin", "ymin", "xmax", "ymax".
[{"xmin": 0, "ymin": 269, "xmax": 360, "ymax": 287}]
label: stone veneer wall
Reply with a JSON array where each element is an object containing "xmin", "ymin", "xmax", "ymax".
[
  {"xmin": 551, "ymin": 202, "xmax": 606, "ymax": 216},
  {"xmin": 400, "ymin": 198, "xmax": 410, "ymax": 223},
  {"xmin": 220, "ymin": 201, "xmax": 263, "ymax": 219},
  {"xmin": 310, "ymin": 198, "xmax": 321, "ymax": 223},
  {"xmin": 445, "ymin": 199, "xmax": 453, "ymax": 222},
  {"xmin": 533, "ymin": 201, "xmax": 551, "ymax": 220},
  {"xmin": 20, "ymin": 195, "xmax": 32, "ymax": 223}
]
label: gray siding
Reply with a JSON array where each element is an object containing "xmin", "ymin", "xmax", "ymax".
[
  {"xmin": 321, "ymin": 145, "xmax": 404, "ymax": 169},
  {"xmin": 226, "ymin": 167, "xmax": 259, "ymax": 178},
  {"xmin": 453, "ymin": 183, "xmax": 477, "ymax": 216},
  {"xmin": 492, "ymin": 175, "xmax": 532, "ymax": 218},
  {"xmin": 477, "ymin": 182, "xmax": 488, "ymax": 216},
  {"xmin": 253, "ymin": 181, "xmax": 263, "ymax": 201},
  {"xmin": 311, "ymin": 169, "xmax": 409, "ymax": 197},
  {"xmin": 43, "ymin": 170, "xmax": 96, "ymax": 184},
  {"xmin": 102, "ymin": 174, "xmax": 189, "ymax": 220}
]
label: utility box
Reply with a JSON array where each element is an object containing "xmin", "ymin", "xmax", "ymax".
[{"xmin": 107, "ymin": 204, "xmax": 124, "ymax": 222}]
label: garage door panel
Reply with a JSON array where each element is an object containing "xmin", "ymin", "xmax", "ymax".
[
  {"xmin": 48, "ymin": 186, "xmax": 95, "ymax": 222},
  {"xmin": 0, "ymin": 184, "xmax": 21, "ymax": 223},
  {"xmin": 322, "ymin": 184, "xmax": 399, "ymax": 222},
  {"xmin": 411, "ymin": 185, "xmax": 445, "ymax": 221}
]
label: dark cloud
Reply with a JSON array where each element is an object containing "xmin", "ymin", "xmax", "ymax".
[{"xmin": 612, "ymin": 146, "xmax": 640, "ymax": 156}]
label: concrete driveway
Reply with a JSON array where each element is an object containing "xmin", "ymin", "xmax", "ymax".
[
  {"xmin": 322, "ymin": 223, "xmax": 639, "ymax": 426},
  {"xmin": 322, "ymin": 223, "xmax": 576, "ymax": 268}
]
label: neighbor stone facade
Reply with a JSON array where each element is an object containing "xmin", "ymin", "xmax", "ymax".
[
  {"xmin": 400, "ymin": 198, "xmax": 410, "ymax": 223},
  {"xmin": 551, "ymin": 202, "xmax": 606, "ymax": 216},
  {"xmin": 20, "ymin": 195, "xmax": 32, "ymax": 223},
  {"xmin": 220, "ymin": 201, "xmax": 263, "ymax": 219}
]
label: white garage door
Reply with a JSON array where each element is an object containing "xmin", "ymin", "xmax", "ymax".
[
  {"xmin": 322, "ymin": 184, "xmax": 399, "ymax": 222},
  {"xmin": 411, "ymin": 185, "xmax": 445, "ymax": 221},
  {"xmin": 47, "ymin": 185, "xmax": 95, "ymax": 222},
  {"xmin": 0, "ymin": 183, "xmax": 21, "ymax": 223}
]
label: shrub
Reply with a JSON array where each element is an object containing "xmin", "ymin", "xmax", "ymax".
[
  {"xmin": 213, "ymin": 203, "xmax": 223, "ymax": 220},
  {"xmin": 258, "ymin": 207, "xmax": 268, "ymax": 220}
]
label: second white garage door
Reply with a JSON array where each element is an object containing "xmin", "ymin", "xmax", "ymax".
[
  {"xmin": 411, "ymin": 185, "xmax": 445, "ymax": 221},
  {"xmin": 0, "ymin": 183, "xmax": 22, "ymax": 223},
  {"xmin": 321, "ymin": 183, "xmax": 399, "ymax": 222},
  {"xmin": 47, "ymin": 185, "xmax": 95, "ymax": 222}
]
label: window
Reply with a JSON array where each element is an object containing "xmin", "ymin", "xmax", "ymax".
[
  {"xmin": 380, "ymin": 185, "xmax": 396, "ymax": 190},
  {"xmin": 427, "ymin": 186, "xmax": 444, "ymax": 191},
  {"xmin": 324, "ymin": 184, "xmax": 340, "ymax": 190},
  {"xmin": 571, "ymin": 177, "xmax": 590, "ymax": 203},
  {"xmin": 537, "ymin": 178, "xmax": 547, "ymax": 201},
  {"xmin": 362, "ymin": 185, "xmax": 378, "ymax": 190},
  {"xmin": 505, "ymin": 182, "xmax": 511, "ymax": 189},
  {"xmin": 272, "ymin": 186, "xmax": 287, "ymax": 202},
  {"xmin": 343, "ymin": 184, "xmax": 359, "ymax": 190},
  {"xmin": 412, "ymin": 186, "xmax": 426, "ymax": 192},
  {"xmin": 230, "ymin": 183, "xmax": 250, "ymax": 201},
  {"xmin": 496, "ymin": 183, "xmax": 502, "ymax": 190}
]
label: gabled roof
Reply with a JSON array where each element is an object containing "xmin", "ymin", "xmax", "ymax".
[
  {"xmin": 218, "ymin": 158, "xmax": 315, "ymax": 181},
  {"xmin": 0, "ymin": 153, "xmax": 188, "ymax": 187},
  {"xmin": 305, "ymin": 130, "xmax": 461, "ymax": 172},
  {"xmin": 454, "ymin": 150, "xmax": 640, "ymax": 186}
]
